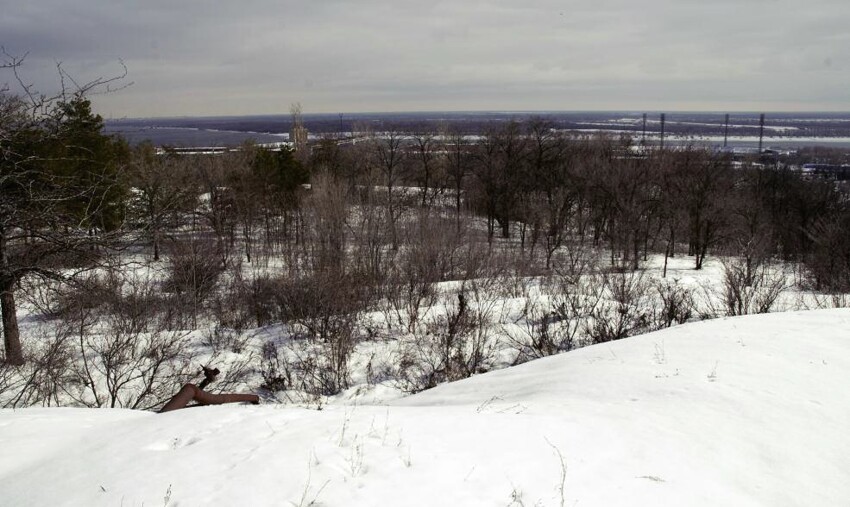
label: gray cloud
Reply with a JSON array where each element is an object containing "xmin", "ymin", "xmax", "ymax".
[{"xmin": 2, "ymin": 0, "xmax": 848, "ymax": 117}]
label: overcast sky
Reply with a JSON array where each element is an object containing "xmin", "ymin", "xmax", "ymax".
[{"xmin": 2, "ymin": 0, "xmax": 848, "ymax": 118}]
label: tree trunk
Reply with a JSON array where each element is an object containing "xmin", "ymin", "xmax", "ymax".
[
  {"xmin": 0, "ymin": 224, "xmax": 24, "ymax": 365},
  {"xmin": 455, "ymin": 182, "xmax": 462, "ymax": 232},
  {"xmin": 1, "ymin": 279, "xmax": 23, "ymax": 366},
  {"xmin": 153, "ymin": 229, "xmax": 160, "ymax": 261}
]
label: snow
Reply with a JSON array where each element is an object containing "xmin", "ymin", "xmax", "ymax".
[{"xmin": 2, "ymin": 309, "xmax": 849, "ymax": 506}]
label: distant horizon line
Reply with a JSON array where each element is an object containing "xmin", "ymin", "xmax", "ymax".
[{"xmin": 105, "ymin": 109, "xmax": 850, "ymax": 122}]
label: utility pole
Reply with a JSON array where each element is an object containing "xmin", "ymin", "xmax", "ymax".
[
  {"xmin": 758, "ymin": 113, "xmax": 765, "ymax": 152},
  {"xmin": 642, "ymin": 113, "xmax": 647, "ymax": 144},
  {"xmin": 660, "ymin": 113, "xmax": 666, "ymax": 150},
  {"xmin": 723, "ymin": 113, "xmax": 730, "ymax": 148}
]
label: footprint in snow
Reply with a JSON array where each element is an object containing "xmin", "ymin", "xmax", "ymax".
[{"xmin": 144, "ymin": 436, "xmax": 202, "ymax": 451}]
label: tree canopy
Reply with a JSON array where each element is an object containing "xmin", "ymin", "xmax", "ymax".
[{"xmin": 1, "ymin": 92, "xmax": 129, "ymax": 365}]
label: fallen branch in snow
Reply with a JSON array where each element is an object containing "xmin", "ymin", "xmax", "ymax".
[{"xmin": 159, "ymin": 366, "xmax": 259, "ymax": 413}]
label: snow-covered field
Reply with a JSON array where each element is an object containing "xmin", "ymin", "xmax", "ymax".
[{"xmin": 2, "ymin": 309, "xmax": 848, "ymax": 506}]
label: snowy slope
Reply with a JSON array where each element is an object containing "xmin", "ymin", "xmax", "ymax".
[{"xmin": 2, "ymin": 309, "xmax": 849, "ymax": 507}]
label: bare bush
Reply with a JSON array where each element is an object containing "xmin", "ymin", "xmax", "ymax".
[
  {"xmin": 164, "ymin": 239, "xmax": 225, "ymax": 300},
  {"xmin": 444, "ymin": 232, "xmax": 497, "ymax": 285},
  {"xmin": 383, "ymin": 269, "xmax": 437, "ymax": 334},
  {"xmin": 0, "ymin": 362, "xmax": 15, "ymax": 404},
  {"xmin": 587, "ymin": 269, "xmax": 654, "ymax": 343},
  {"xmin": 201, "ymin": 325, "xmax": 251, "ymax": 354},
  {"xmin": 275, "ymin": 272, "xmax": 366, "ymax": 340},
  {"xmin": 508, "ymin": 297, "xmax": 567, "ymax": 362},
  {"xmin": 347, "ymin": 185, "xmax": 395, "ymax": 283},
  {"xmin": 269, "ymin": 272, "xmax": 367, "ymax": 396},
  {"xmin": 260, "ymin": 337, "xmax": 354, "ymax": 398},
  {"xmin": 498, "ymin": 251, "xmax": 540, "ymax": 300},
  {"xmin": 163, "ymin": 239, "xmax": 226, "ymax": 327},
  {"xmin": 52, "ymin": 272, "xmax": 120, "ymax": 321},
  {"xmin": 1, "ymin": 266, "xmax": 201, "ymax": 409},
  {"xmin": 242, "ymin": 274, "xmax": 280, "ymax": 328},
  {"xmin": 408, "ymin": 212, "xmax": 470, "ymax": 281},
  {"xmin": 652, "ymin": 278, "xmax": 695, "ymax": 329},
  {"xmin": 44, "ymin": 277, "xmax": 197, "ymax": 409},
  {"xmin": 210, "ymin": 262, "xmax": 281, "ymax": 331},
  {"xmin": 104, "ymin": 271, "xmax": 164, "ymax": 335},
  {"xmin": 382, "ymin": 217, "xmax": 453, "ymax": 332},
  {"xmin": 312, "ymin": 334, "xmax": 355, "ymax": 395},
  {"xmin": 70, "ymin": 323, "xmax": 194, "ymax": 409},
  {"xmin": 395, "ymin": 285, "xmax": 498, "ymax": 393},
  {"xmin": 51, "ymin": 269, "xmax": 165, "ymax": 333},
  {"xmin": 306, "ymin": 170, "xmax": 349, "ymax": 274},
  {"xmin": 507, "ymin": 252, "xmax": 604, "ymax": 362},
  {"xmin": 18, "ymin": 277, "xmax": 65, "ymax": 319},
  {"xmin": 543, "ymin": 248, "xmax": 604, "ymax": 349},
  {"xmin": 508, "ymin": 250, "xmax": 605, "ymax": 363},
  {"xmin": 201, "ymin": 352, "xmax": 256, "ymax": 395},
  {"xmin": 260, "ymin": 340, "xmax": 290, "ymax": 392},
  {"xmin": 209, "ymin": 265, "xmax": 252, "ymax": 332},
  {"xmin": 804, "ymin": 212, "xmax": 850, "ymax": 293},
  {"xmin": 1, "ymin": 329, "xmax": 73, "ymax": 408},
  {"xmin": 802, "ymin": 292, "xmax": 850, "ymax": 310},
  {"xmin": 721, "ymin": 258, "xmax": 788, "ymax": 316}
]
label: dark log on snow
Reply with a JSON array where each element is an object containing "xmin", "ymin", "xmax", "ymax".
[{"xmin": 159, "ymin": 366, "xmax": 259, "ymax": 413}]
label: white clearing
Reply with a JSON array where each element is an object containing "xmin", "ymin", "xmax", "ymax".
[{"xmin": 2, "ymin": 309, "xmax": 849, "ymax": 507}]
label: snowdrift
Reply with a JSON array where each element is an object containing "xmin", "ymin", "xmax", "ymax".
[{"xmin": 2, "ymin": 309, "xmax": 849, "ymax": 506}]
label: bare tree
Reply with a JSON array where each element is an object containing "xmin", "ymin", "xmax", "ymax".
[
  {"xmin": 1, "ymin": 55, "xmax": 130, "ymax": 365},
  {"xmin": 369, "ymin": 128, "xmax": 407, "ymax": 250},
  {"xmin": 589, "ymin": 136, "xmax": 660, "ymax": 270},
  {"xmin": 127, "ymin": 143, "xmax": 196, "ymax": 261},
  {"xmin": 471, "ymin": 125, "xmax": 512, "ymax": 242},
  {"xmin": 289, "ymin": 102, "xmax": 309, "ymax": 164},
  {"xmin": 307, "ymin": 170, "xmax": 349, "ymax": 274},
  {"xmin": 193, "ymin": 153, "xmax": 236, "ymax": 262},
  {"xmin": 411, "ymin": 128, "xmax": 444, "ymax": 207},
  {"xmin": 445, "ymin": 126, "xmax": 471, "ymax": 230},
  {"xmin": 524, "ymin": 121, "xmax": 582, "ymax": 268},
  {"xmin": 676, "ymin": 149, "xmax": 733, "ymax": 269}
]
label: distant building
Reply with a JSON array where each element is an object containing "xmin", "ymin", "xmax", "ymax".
[
  {"xmin": 155, "ymin": 141, "xmax": 292, "ymax": 156},
  {"xmin": 800, "ymin": 163, "xmax": 850, "ymax": 181}
]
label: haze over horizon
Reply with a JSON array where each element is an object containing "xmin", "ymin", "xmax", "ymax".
[
  {"xmin": 107, "ymin": 109, "xmax": 850, "ymax": 123},
  {"xmin": 2, "ymin": 1, "xmax": 848, "ymax": 118}
]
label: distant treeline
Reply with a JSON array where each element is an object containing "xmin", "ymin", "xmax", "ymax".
[{"xmin": 107, "ymin": 111, "xmax": 850, "ymax": 146}]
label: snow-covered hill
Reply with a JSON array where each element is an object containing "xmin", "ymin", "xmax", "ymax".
[{"xmin": 2, "ymin": 309, "xmax": 849, "ymax": 506}]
